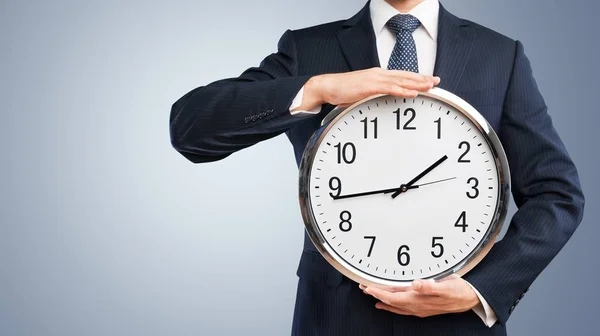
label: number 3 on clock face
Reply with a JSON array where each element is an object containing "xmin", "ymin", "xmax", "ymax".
[{"xmin": 299, "ymin": 88, "xmax": 510, "ymax": 287}]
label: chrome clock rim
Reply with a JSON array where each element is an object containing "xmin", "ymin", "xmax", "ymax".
[{"xmin": 298, "ymin": 87, "xmax": 511, "ymax": 287}]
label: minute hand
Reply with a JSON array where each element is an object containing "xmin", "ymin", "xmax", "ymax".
[{"xmin": 390, "ymin": 155, "xmax": 448, "ymax": 198}]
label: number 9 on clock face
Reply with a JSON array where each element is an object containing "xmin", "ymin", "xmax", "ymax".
[{"xmin": 298, "ymin": 88, "xmax": 510, "ymax": 287}]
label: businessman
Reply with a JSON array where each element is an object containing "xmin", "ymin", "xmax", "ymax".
[{"xmin": 169, "ymin": 0, "xmax": 585, "ymax": 335}]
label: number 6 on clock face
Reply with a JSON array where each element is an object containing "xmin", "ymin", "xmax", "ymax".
[{"xmin": 298, "ymin": 88, "xmax": 511, "ymax": 287}]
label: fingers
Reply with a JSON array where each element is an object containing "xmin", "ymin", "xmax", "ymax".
[
  {"xmin": 363, "ymin": 286, "xmax": 445, "ymax": 318},
  {"xmin": 374, "ymin": 67, "xmax": 437, "ymax": 82},
  {"xmin": 323, "ymin": 68, "xmax": 441, "ymax": 105},
  {"xmin": 362, "ymin": 286, "xmax": 435, "ymax": 306},
  {"xmin": 412, "ymin": 279, "xmax": 438, "ymax": 295},
  {"xmin": 374, "ymin": 70, "xmax": 440, "ymax": 98},
  {"xmin": 379, "ymin": 69, "xmax": 440, "ymax": 85},
  {"xmin": 387, "ymin": 77, "xmax": 435, "ymax": 92},
  {"xmin": 412, "ymin": 277, "xmax": 461, "ymax": 296},
  {"xmin": 375, "ymin": 302, "xmax": 413, "ymax": 316},
  {"xmin": 363, "ymin": 286, "xmax": 401, "ymax": 305},
  {"xmin": 360, "ymin": 283, "xmax": 412, "ymax": 293},
  {"xmin": 360, "ymin": 276, "xmax": 476, "ymax": 318},
  {"xmin": 439, "ymin": 274, "xmax": 460, "ymax": 282},
  {"xmin": 380, "ymin": 85, "xmax": 420, "ymax": 98},
  {"xmin": 386, "ymin": 285, "xmax": 413, "ymax": 293}
]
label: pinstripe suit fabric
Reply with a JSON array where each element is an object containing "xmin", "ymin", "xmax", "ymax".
[{"xmin": 169, "ymin": 2, "xmax": 584, "ymax": 335}]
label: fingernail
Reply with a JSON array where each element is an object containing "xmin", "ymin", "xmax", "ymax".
[{"xmin": 413, "ymin": 279, "xmax": 422, "ymax": 290}]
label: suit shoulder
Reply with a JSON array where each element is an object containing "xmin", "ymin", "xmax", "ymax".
[
  {"xmin": 289, "ymin": 19, "xmax": 346, "ymax": 42},
  {"xmin": 462, "ymin": 18, "xmax": 517, "ymax": 48}
]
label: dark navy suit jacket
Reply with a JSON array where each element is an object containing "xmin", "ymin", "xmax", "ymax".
[{"xmin": 169, "ymin": 2, "xmax": 585, "ymax": 335}]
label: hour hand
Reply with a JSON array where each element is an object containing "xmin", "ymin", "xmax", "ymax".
[
  {"xmin": 332, "ymin": 174, "xmax": 455, "ymax": 200},
  {"xmin": 333, "ymin": 187, "xmax": 398, "ymax": 200},
  {"xmin": 390, "ymin": 155, "xmax": 449, "ymax": 198},
  {"xmin": 333, "ymin": 186, "xmax": 418, "ymax": 200}
]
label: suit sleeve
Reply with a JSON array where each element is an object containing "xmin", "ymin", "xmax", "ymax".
[
  {"xmin": 463, "ymin": 40, "xmax": 585, "ymax": 324},
  {"xmin": 169, "ymin": 29, "xmax": 314, "ymax": 163}
]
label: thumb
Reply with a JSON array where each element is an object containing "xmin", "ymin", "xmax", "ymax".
[
  {"xmin": 412, "ymin": 279, "xmax": 438, "ymax": 295},
  {"xmin": 439, "ymin": 274, "xmax": 460, "ymax": 282}
]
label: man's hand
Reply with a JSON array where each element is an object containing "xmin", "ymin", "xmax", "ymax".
[
  {"xmin": 359, "ymin": 275, "xmax": 481, "ymax": 318},
  {"xmin": 292, "ymin": 68, "xmax": 440, "ymax": 112}
]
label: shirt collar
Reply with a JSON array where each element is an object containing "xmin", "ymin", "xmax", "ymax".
[{"xmin": 370, "ymin": 0, "xmax": 439, "ymax": 41}]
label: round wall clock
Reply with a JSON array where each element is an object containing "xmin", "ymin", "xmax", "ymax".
[{"xmin": 298, "ymin": 87, "xmax": 511, "ymax": 287}]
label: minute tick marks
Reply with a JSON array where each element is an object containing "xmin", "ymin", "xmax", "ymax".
[{"xmin": 303, "ymin": 92, "xmax": 506, "ymax": 283}]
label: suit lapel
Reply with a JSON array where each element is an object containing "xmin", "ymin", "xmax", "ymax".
[
  {"xmin": 433, "ymin": 4, "xmax": 475, "ymax": 92},
  {"xmin": 337, "ymin": 1, "xmax": 380, "ymax": 70},
  {"xmin": 337, "ymin": 2, "xmax": 474, "ymax": 91}
]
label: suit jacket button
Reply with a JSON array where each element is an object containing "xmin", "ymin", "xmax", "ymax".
[
  {"xmin": 250, "ymin": 115, "xmax": 257, "ymax": 121},
  {"xmin": 244, "ymin": 116, "xmax": 251, "ymax": 124},
  {"xmin": 509, "ymin": 305, "xmax": 515, "ymax": 313},
  {"xmin": 266, "ymin": 109, "xmax": 273, "ymax": 115}
]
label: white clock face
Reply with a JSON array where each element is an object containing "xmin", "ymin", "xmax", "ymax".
[{"xmin": 304, "ymin": 93, "xmax": 503, "ymax": 284}]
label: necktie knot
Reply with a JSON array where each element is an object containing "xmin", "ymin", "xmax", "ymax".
[{"xmin": 386, "ymin": 14, "xmax": 421, "ymax": 35}]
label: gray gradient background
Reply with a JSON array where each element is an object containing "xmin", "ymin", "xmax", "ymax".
[{"xmin": 0, "ymin": 0, "xmax": 598, "ymax": 335}]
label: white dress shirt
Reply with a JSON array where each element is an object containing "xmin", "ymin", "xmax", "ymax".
[{"xmin": 289, "ymin": 0, "xmax": 497, "ymax": 327}]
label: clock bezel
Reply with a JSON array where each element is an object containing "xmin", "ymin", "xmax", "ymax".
[{"xmin": 298, "ymin": 87, "xmax": 511, "ymax": 287}]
